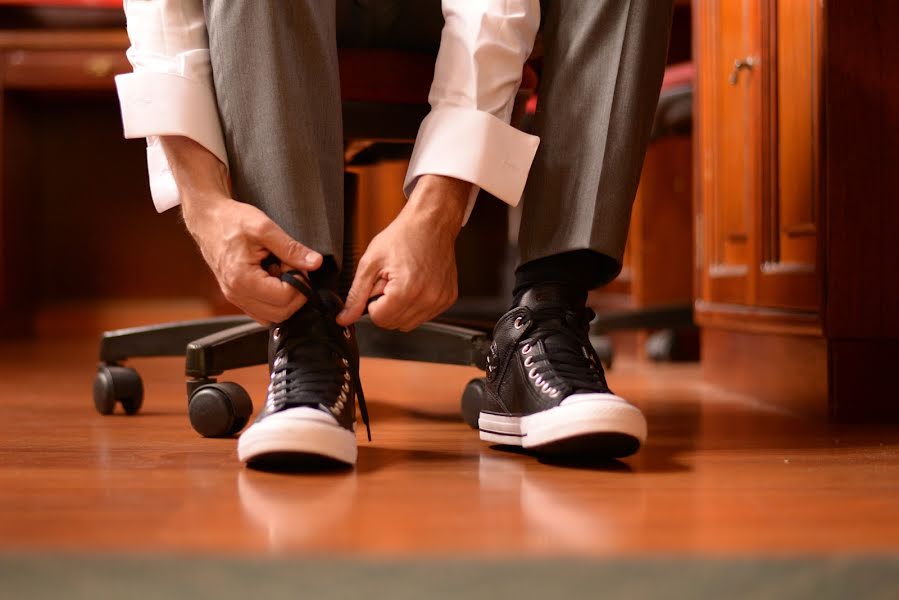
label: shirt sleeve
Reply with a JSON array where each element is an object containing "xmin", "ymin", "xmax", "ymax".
[
  {"xmin": 404, "ymin": 0, "xmax": 541, "ymax": 223},
  {"xmin": 114, "ymin": 0, "xmax": 227, "ymax": 212}
]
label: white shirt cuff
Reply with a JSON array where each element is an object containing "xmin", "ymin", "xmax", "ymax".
[
  {"xmin": 404, "ymin": 106, "xmax": 540, "ymax": 224},
  {"xmin": 115, "ymin": 71, "xmax": 228, "ymax": 166},
  {"xmin": 116, "ymin": 71, "xmax": 229, "ymax": 212}
]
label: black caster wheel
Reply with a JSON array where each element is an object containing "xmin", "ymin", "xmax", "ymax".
[
  {"xmin": 93, "ymin": 365, "xmax": 144, "ymax": 415},
  {"xmin": 646, "ymin": 329, "xmax": 676, "ymax": 362},
  {"xmin": 188, "ymin": 382, "xmax": 253, "ymax": 438},
  {"xmin": 461, "ymin": 377, "xmax": 487, "ymax": 430},
  {"xmin": 591, "ymin": 334, "xmax": 614, "ymax": 369}
]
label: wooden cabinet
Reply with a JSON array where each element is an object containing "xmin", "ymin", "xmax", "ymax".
[
  {"xmin": 695, "ymin": 0, "xmax": 820, "ymax": 315},
  {"xmin": 695, "ymin": 0, "xmax": 899, "ymax": 419}
]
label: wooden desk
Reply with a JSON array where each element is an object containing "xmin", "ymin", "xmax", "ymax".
[{"xmin": 0, "ymin": 30, "xmax": 219, "ymax": 335}]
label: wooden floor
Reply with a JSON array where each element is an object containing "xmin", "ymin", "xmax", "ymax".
[{"xmin": 2, "ymin": 337, "xmax": 899, "ymax": 557}]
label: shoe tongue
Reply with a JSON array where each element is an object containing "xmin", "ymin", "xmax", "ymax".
[
  {"xmin": 281, "ymin": 287, "xmax": 342, "ymax": 328},
  {"xmin": 518, "ymin": 283, "xmax": 589, "ymax": 352},
  {"xmin": 274, "ymin": 291, "xmax": 338, "ymax": 356},
  {"xmin": 316, "ymin": 287, "xmax": 344, "ymax": 315},
  {"xmin": 517, "ymin": 283, "xmax": 581, "ymax": 310}
]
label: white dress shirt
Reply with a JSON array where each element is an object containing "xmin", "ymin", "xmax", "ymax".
[{"xmin": 116, "ymin": 0, "xmax": 541, "ymax": 222}]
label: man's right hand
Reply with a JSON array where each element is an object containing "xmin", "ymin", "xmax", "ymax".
[{"xmin": 161, "ymin": 136, "xmax": 321, "ymax": 325}]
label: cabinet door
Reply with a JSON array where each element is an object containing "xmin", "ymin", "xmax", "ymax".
[
  {"xmin": 757, "ymin": 0, "xmax": 820, "ymax": 310},
  {"xmin": 696, "ymin": 0, "xmax": 762, "ymax": 306},
  {"xmin": 696, "ymin": 0, "xmax": 820, "ymax": 313}
]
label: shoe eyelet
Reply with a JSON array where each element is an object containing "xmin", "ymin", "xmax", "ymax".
[
  {"xmin": 523, "ymin": 356, "xmax": 534, "ymax": 367},
  {"xmin": 272, "ymin": 327, "xmax": 281, "ymax": 341},
  {"xmin": 514, "ymin": 316, "xmax": 524, "ymax": 330},
  {"xmin": 521, "ymin": 344, "xmax": 532, "ymax": 355},
  {"xmin": 535, "ymin": 376, "xmax": 544, "ymax": 386},
  {"xmin": 528, "ymin": 367, "xmax": 538, "ymax": 379},
  {"xmin": 344, "ymin": 371, "xmax": 351, "ymax": 381},
  {"xmin": 343, "ymin": 328, "xmax": 351, "ymax": 339},
  {"xmin": 341, "ymin": 358, "xmax": 350, "ymax": 367},
  {"xmin": 341, "ymin": 382, "xmax": 350, "ymax": 392},
  {"xmin": 338, "ymin": 391, "xmax": 347, "ymax": 402}
]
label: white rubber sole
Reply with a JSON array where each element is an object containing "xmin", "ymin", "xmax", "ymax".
[
  {"xmin": 237, "ymin": 407, "xmax": 357, "ymax": 465},
  {"xmin": 478, "ymin": 393, "xmax": 647, "ymax": 456}
]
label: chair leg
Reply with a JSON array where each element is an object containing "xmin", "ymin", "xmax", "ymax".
[
  {"xmin": 590, "ymin": 303, "xmax": 694, "ymax": 334},
  {"xmin": 98, "ymin": 315, "xmax": 254, "ymax": 363},
  {"xmin": 185, "ymin": 322, "xmax": 269, "ymax": 384},
  {"xmin": 355, "ymin": 316, "xmax": 491, "ymax": 369}
]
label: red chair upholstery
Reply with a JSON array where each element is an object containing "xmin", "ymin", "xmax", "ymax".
[
  {"xmin": 340, "ymin": 48, "xmax": 538, "ymax": 143},
  {"xmin": 340, "ymin": 48, "xmax": 539, "ymax": 106},
  {"xmin": 524, "ymin": 61, "xmax": 694, "ymax": 140}
]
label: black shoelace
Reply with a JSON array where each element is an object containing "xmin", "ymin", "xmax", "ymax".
[
  {"xmin": 269, "ymin": 270, "xmax": 371, "ymax": 441},
  {"xmin": 517, "ymin": 306, "xmax": 606, "ymax": 394}
]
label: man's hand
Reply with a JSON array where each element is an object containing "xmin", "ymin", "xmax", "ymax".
[
  {"xmin": 337, "ymin": 175, "xmax": 472, "ymax": 331},
  {"xmin": 161, "ymin": 136, "xmax": 322, "ymax": 325}
]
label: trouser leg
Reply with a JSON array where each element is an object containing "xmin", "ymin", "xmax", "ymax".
[
  {"xmin": 203, "ymin": 0, "xmax": 444, "ymax": 271},
  {"xmin": 203, "ymin": 0, "xmax": 344, "ymax": 264},
  {"xmin": 518, "ymin": 0, "xmax": 674, "ymax": 287}
]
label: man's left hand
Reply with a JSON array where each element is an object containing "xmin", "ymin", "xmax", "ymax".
[{"xmin": 337, "ymin": 175, "xmax": 472, "ymax": 331}]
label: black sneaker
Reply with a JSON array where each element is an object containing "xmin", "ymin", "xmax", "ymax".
[
  {"xmin": 237, "ymin": 271, "xmax": 370, "ymax": 467},
  {"xmin": 480, "ymin": 283, "xmax": 646, "ymax": 457}
]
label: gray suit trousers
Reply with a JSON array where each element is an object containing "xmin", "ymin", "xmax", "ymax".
[{"xmin": 203, "ymin": 0, "xmax": 672, "ymax": 283}]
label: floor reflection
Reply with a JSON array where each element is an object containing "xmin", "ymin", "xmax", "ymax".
[
  {"xmin": 238, "ymin": 469, "xmax": 358, "ymax": 549},
  {"xmin": 477, "ymin": 452, "xmax": 650, "ymax": 553}
]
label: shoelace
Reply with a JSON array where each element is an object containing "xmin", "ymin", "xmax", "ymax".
[
  {"xmin": 270, "ymin": 269, "xmax": 371, "ymax": 441},
  {"xmin": 517, "ymin": 306, "xmax": 606, "ymax": 394}
]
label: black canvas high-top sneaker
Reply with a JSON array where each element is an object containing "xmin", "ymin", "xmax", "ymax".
[
  {"xmin": 237, "ymin": 271, "xmax": 370, "ymax": 467},
  {"xmin": 480, "ymin": 283, "xmax": 646, "ymax": 458}
]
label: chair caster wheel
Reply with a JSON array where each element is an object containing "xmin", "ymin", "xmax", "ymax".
[
  {"xmin": 93, "ymin": 365, "xmax": 144, "ymax": 415},
  {"xmin": 590, "ymin": 334, "xmax": 614, "ymax": 369},
  {"xmin": 461, "ymin": 377, "xmax": 487, "ymax": 430},
  {"xmin": 188, "ymin": 382, "xmax": 253, "ymax": 438},
  {"xmin": 646, "ymin": 329, "xmax": 676, "ymax": 362}
]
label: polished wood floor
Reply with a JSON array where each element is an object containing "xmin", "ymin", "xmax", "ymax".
[{"xmin": 2, "ymin": 337, "xmax": 899, "ymax": 557}]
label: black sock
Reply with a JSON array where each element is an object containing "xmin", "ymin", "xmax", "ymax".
[{"xmin": 512, "ymin": 249, "xmax": 620, "ymax": 307}]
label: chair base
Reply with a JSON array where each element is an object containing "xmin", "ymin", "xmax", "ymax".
[{"xmin": 94, "ymin": 315, "xmax": 491, "ymax": 438}]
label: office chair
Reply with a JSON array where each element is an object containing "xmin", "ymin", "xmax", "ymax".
[{"xmin": 93, "ymin": 49, "xmax": 537, "ymax": 438}]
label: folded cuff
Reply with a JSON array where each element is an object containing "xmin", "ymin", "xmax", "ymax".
[
  {"xmin": 145, "ymin": 137, "xmax": 181, "ymax": 213},
  {"xmin": 115, "ymin": 71, "xmax": 229, "ymax": 168},
  {"xmin": 404, "ymin": 106, "xmax": 540, "ymax": 224}
]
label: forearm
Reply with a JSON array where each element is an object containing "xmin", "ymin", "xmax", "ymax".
[
  {"xmin": 404, "ymin": 174, "xmax": 473, "ymax": 235},
  {"xmin": 159, "ymin": 135, "xmax": 231, "ymax": 225}
]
